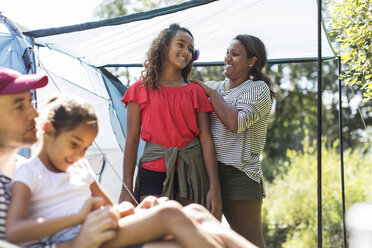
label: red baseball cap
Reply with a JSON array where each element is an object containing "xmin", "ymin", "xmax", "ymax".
[{"xmin": 0, "ymin": 67, "xmax": 48, "ymax": 95}]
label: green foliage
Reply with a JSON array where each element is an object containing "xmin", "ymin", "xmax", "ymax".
[
  {"xmin": 328, "ymin": 0, "xmax": 372, "ymax": 102},
  {"xmin": 131, "ymin": 0, "xmax": 185, "ymax": 12},
  {"xmin": 190, "ymin": 66, "xmax": 225, "ymax": 82},
  {"xmin": 95, "ymin": 0, "xmax": 185, "ymax": 19},
  {"xmin": 263, "ymin": 137, "xmax": 372, "ymax": 247},
  {"xmin": 95, "ymin": 0, "xmax": 131, "ymax": 19},
  {"xmin": 262, "ymin": 59, "xmax": 371, "ymax": 184},
  {"xmin": 265, "ymin": 62, "xmax": 328, "ymax": 158}
]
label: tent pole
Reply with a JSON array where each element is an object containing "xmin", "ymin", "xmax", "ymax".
[
  {"xmin": 317, "ymin": 0, "xmax": 323, "ymax": 247},
  {"xmin": 338, "ymin": 56, "xmax": 347, "ymax": 248}
]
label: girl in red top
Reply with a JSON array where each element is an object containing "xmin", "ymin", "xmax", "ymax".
[{"xmin": 119, "ymin": 23, "xmax": 222, "ymax": 218}]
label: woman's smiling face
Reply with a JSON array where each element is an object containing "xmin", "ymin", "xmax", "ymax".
[{"xmin": 224, "ymin": 39, "xmax": 253, "ymax": 84}]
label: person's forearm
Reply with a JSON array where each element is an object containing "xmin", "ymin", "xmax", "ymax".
[
  {"xmin": 119, "ymin": 144, "xmax": 138, "ymax": 204},
  {"xmin": 197, "ymin": 112, "xmax": 220, "ymax": 190},
  {"xmin": 209, "ymin": 90, "xmax": 239, "ymax": 132},
  {"xmin": 6, "ymin": 214, "xmax": 82, "ymax": 244},
  {"xmin": 199, "ymin": 135, "xmax": 220, "ymax": 191},
  {"xmin": 122, "ymin": 139, "xmax": 139, "ymax": 192},
  {"xmin": 197, "ymin": 112, "xmax": 222, "ymax": 218},
  {"xmin": 121, "ymin": 102, "xmax": 141, "ymax": 202},
  {"xmin": 91, "ymin": 181, "xmax": 115, "ymax": 206}
]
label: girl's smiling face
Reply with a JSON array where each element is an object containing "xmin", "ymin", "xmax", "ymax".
[
  {"xmin": 166, "ymin": 30, "xmax": 194, "ymax": 70},
  {"xmin": 39, "ymin": 122, "xmax": 98, "ymax": 173}
]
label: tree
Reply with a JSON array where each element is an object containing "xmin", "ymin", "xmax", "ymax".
[
  {"xmin": 328, "ymin": 0, "xmax": 372, "ymax": 102},
  {"xmin": 95, "ymin": 0, "xmax": 131, "ymax": 19},
  {"xmin": 263, "ymin": 137, "xmax": 372, "ymax": 247},
  {"xmin": 191, "ymin": 66, "xmax": 224, "ymax": 83},
  {"xmin": 95, "ymin": 0, "xmax": 185, "ymax": 19},
  {"xmin": 94, "ymin": 0, "xmax": 186, "ymax": 85}
]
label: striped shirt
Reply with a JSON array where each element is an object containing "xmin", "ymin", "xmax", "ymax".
[
  {"xmin": 0, "ymin": 172, "xmax": 11, "ymax": 239},
  {"xmin": 206, "ymin": 80, "xmax": 272, "ymax": 197}
]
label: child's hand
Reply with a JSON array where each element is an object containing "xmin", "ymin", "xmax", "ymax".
[
  {"xmin": 72, "ymin": 207, "xmax": 119, "ymax": 248},
  {"xmin": 206, "ymin": 189, "xmax": 222, "ymax": 220},
  {"xmin": 116, "ymin": 201, "xmax": 135, "ymax": 218},
  {"xmin": 135, "ymin": 196, "xmax": 169, "ymax": 213},
  {"xmin": 77, "ymin": 197, "xmax": 104, "ymax": 223}
]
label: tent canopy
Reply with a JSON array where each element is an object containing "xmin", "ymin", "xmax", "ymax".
[
  {"xmin": 0, "ymin": 13, "xmax": 33, "ymax": 73},
  {"xmin": 1, "ymin": 13, "xmax": 131, "ymax": 201},
  {"xmin": 24, "ymin": 0, "xmax": 336, "ymax": 68},
  {"xmin": 3, "ymin": 0, "xmax": 341, "ymax": 219}
]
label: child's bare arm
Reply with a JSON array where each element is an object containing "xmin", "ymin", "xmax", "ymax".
[
  {"xmin": 91, "ymin": 180, "xmax": 137, "ymax": 219},
  {"xmin": 197, "ymin": 112, "xmax": 222, "ymax": 218},
  {"xmin": 6, "ymin": 182, "xmax": 94, "ymax": 244},
  {"xmin": 119, "ymin": 102, "xmax": 141, "ymax": 205},
  {"xmin": 91, "ymin": 180, "xmax": 115, "ymax": 206}
]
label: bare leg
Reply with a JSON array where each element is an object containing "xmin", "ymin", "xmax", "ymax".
[
  {"xmin": 223, "ymin": 200, "xmax": 265, "ymax": 248},
  {"xmin": 101, "ymin": 201, "xmax": 220, "ymax": 248},
  {"xmin": 143, "ymin": 240, "xmax": 181, "ymax": 248},
  {"xmin": 177, "ymin": 195, "xmax": 193, "ymax": 207},
  {"xmin": 140, "ymin": 195, "xmax": 161, "ymax": 202},
  {"xmin": 183, "ymin": 203, "xmax": 257, "ymax": 248},
  {"xmin": 141, "ymin": 195, "xmax": 193, "ymax": 207}
]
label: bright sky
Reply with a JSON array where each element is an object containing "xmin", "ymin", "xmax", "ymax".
[{"xmin": 0, "ymin": 0, "xmax": 103, "ymax": 30}]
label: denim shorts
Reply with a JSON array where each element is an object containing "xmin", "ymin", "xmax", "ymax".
[
  {"xmin": 138, "ymin": 167, "xmax": 179, "ymax": 198},
  {"xmin": 218, "ymin": 162, "xmax": 263, "ymax": 203}
]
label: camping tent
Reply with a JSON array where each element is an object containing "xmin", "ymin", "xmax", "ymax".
[
  {"xmin": 25, "ymin": 0, "xmax": 335, "ymax": 67},
  {"xmin": 21, "ymin": 0, "xmax": 338, "ymax": 205},
  {"xmin": 0, "ymin": 14, "xmax": 33, "ymax": 73},
  {"xmin": 2, "ymin": 0, "xmax": 341, "ymax": 245},
  {"xmin": 0, "ymin": 12, "xmax": 135, "ymax": 202}
]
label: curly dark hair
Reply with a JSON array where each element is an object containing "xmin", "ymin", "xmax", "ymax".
[{"xmin": 141, "ymin": 23, "xmax": 195, "ymax": 90}]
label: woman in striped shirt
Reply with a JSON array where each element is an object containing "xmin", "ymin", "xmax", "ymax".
[{"xmin": 195, "ymin": 35, "xmax": 275, "ymax": 248}]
